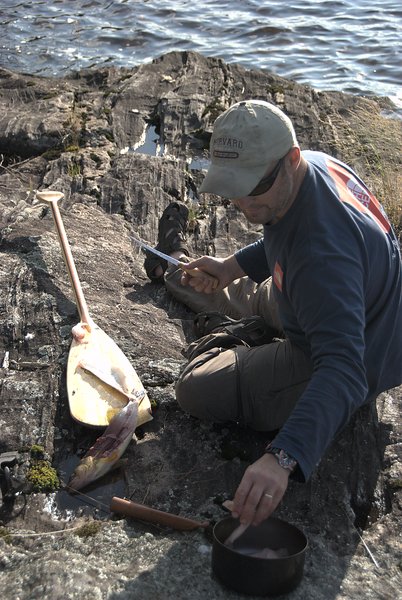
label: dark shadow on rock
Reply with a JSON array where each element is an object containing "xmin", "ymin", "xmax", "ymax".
[
  {"xmin": 0, "ymin": 490, "xmax": 28, "ymax": 524},
  {"xmin": 105, "ymin": 401, "xmax": 387, "ymax": 600},
  {"xmin": 126, "ymin": 281, "xmax": 197, "ymax": 346},
  {"xmin": 127, "ymin": 281, "xmax": 195, "ymax": 317},
  {"xmin": 275, "ymin": 402, "xmax": 389, "ymax": 577},
  {"xmin": 105, "ymin": 535, "xmax": 241, "ymax": 600},
  {"xmin": 0, "ymin": 233, "xmax": 78, "ymax": 320}
]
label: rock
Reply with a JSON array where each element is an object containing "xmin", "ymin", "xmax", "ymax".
[{"xmin": 0, "ymin": 51, "xmax": 401, "ymax": 599}]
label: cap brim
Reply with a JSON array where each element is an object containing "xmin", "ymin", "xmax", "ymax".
[{"xmin": 199, "ymin": 162, "xmax": 268, "ymax": 199}]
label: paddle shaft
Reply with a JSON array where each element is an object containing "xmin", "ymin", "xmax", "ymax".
[{"xmin": 37, "ymin": 192, "xmax": 91, "ymax": 325}]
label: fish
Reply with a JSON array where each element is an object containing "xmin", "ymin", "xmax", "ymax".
[
  {"xmin": 224, "ymin": 521, "xmax": 289, "ymax": 559},
  {"xmin": 77, "ymin": 358, "xmax": 142, "ymax": 402},
  {"xmin": 228, "ymin": 544, "xmax": 289, "ymax": 559},
  {"xmin": 67, "ymin": 397, "xmax": 142, "ymax": 491},
  {"xmin": 71, "ymin": 322, "xmax": 91, "ymax": 343},
  {"xmin": 247, "ymin": 547, "xmax": 289, "ymax": 559}
]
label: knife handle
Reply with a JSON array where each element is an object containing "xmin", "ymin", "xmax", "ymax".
[
  {"xmin": 178, "ymin": 263, "xmax": 219, "ymax": 290},
  {"xmin": 110, "ymin": 497, "xmax": 209, "ymax": 530}
]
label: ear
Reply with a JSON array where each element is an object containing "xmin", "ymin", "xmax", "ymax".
[{"xmin": 287, "ymin": 146, "xmax": 301, "ymax": 167}]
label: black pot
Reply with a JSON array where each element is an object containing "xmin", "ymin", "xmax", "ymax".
[{"xmin": 212, "ymin": 516, "xmax": 308, "ymax": 597}]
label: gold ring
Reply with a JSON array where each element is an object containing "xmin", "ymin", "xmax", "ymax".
[{"xmin": 264, "ymin": 493, "xmax": 273, "ymax": 499}]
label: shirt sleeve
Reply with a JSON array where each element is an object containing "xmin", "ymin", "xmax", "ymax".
[
  {"xmin": 234, "ymin": 239, "xmax": 271, "ymax": 283},
  {"xmin": 272, "ymin": 235, "xmax": 369, "ymax": 481}
]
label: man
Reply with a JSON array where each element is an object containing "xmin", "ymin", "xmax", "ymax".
[{"xmin": 143, "ymin": 100, "xmax": 402, "ymax": 527}]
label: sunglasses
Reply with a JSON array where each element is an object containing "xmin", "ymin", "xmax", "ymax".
[{"xmin": 248, "ymin": 158, "xmax": 284, "ymax": 197}]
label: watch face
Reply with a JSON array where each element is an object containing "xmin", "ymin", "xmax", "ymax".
[
  {"xmin": 278, "ymin": 454, "xmax": 297, "ymax": 470},
  {"xmin": 265, "ymin": 446, "xmax": 297, "ymax": 471}
]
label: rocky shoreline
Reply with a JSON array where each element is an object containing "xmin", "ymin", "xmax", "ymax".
[{"xmin": 0, "ymin": 51, "xmax": 401, "ymax": 599}]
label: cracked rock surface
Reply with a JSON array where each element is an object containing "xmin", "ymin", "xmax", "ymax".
[{"xmin": 0, "ymin": 51, "xmax": 401, "ymax": 599}]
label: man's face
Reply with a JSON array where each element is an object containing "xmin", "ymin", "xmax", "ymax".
[{"xmin": 231, "ymin": 158, "xmax": 294, "ymax": 225}]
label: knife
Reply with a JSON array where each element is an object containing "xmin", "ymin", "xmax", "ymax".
[
  {"xmin": 110, "ymin": 496, "xmax": 210, "ymax": 530},
  {"xmin": 131, "ymin": 235, "xmax": 219, "ymax": 289}
]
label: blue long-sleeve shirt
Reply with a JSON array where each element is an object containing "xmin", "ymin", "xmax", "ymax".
[{"xmin": 235, "ymin": 151, "xmax": 402, "ymax": 481}]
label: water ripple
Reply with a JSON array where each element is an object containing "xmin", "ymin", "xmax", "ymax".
[{"xmin": 0, "ymin": 0, "xmax": 400, "ymax": 105}]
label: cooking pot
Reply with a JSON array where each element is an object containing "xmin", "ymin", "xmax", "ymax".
[{"xmin": 212, "ymin": 516, "xmax": 308, "ymax": 596}]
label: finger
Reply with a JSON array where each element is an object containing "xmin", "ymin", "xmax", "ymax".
[
  {"xmin": 182, "ymin": 257, "xmax": 201, "ymax": 269},
  {"xmin": 232, "ymin": 479, "xmax": 253, "ymax": 518},
  {"xmin": 189, "ymin": 274, "xmax": 215, "ymax": 293},
  {"xmin": 236, "ymin": 484, "xmax": 265, "ymax": 525},
  {"xmin": 252, "ymin": 492, "xmax": 276, "ymax": 526},
  {"xmin": 182, "ymin": 267, "xmax": 219, "ymax": 291},
  {"xmin": 189, "ymin": 277, "xmax": 208, "ymax": 293},
  {"xmin": 180, "ymin": 271, "xmax": 191, "ymax": 286},
  {"xmin": 185, "ymin": 256, "xmax": 213, "ymax": 270},
  {"xmin": 201, "ymin": 276, "xmax": 218, "ymax": 294}
]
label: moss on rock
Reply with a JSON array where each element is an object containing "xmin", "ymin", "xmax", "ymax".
[{"xmin": 27, "ymin": 460, "xmax": 60, "ymax": 492}]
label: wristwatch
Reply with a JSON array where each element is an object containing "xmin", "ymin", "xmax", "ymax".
[{"xmin": 265, "ymin": 445, "xmax": 297, "ymax": 472}]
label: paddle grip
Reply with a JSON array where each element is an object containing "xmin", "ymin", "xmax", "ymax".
[{"xmin": 110, "ymin": 497, "xmax": 209, "ymax": 531}]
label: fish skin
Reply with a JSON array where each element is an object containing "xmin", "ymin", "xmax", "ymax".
[
  {"xmin": 77, "ymin": 358, "xmax": 142, "ymax": 401},
  {"xmin": 71, "ymin": 322, "xmax": 91, "ymax": 343},
  {"xmin": 68, "ymin": 400, "xmax": 139, "ymax": 491}
]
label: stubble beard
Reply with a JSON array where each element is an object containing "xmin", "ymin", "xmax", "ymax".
[{"xmin": 243, "ymin": 176, "xmax": 295, "ymax": 225}]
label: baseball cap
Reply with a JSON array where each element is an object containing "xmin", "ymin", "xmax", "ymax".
[{"xmin": 199, "ymin": 100, "xmax": 297, "ymax": 199}]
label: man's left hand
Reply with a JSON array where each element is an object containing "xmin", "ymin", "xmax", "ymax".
[{"xmin": 231, "ymin": 453, "xmax": 290, "ymax": 525}]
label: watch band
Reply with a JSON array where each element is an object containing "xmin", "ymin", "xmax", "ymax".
[{"xmin": 265, "ymin": 445, "xmax": 297, "ymax": 472}]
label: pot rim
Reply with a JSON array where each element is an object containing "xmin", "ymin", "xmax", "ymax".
[{"xmin": 213, "ymin": 515, "xmax": 308, "ymax": 560}]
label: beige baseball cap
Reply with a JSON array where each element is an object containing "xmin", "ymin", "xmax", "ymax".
[{"xmin": 199, "ymin": 100, "xmax": 297, "ymax": 199}]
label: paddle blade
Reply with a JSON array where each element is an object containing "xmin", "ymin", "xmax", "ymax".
[{"xmin": 67, "ymin": 322, "xmax": 153, "ymax": 428}]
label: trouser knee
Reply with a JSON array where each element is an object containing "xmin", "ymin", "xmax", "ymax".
[
  {"xmin": 175, "ymin": 347, "xmax": 239, "ymax": 422},
  {"xmin": 175, "ymin": 369, "xmax": 210, "ymax": 420}
]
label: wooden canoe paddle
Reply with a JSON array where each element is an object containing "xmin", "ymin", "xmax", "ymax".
[{"xmin": 35, "ymin": 190, "xmax": 153, "ymax": 428}]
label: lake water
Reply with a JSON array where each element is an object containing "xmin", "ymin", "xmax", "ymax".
[{"xmin": 0, "ymin": 0, "xmax": 401, "ymax": 106}]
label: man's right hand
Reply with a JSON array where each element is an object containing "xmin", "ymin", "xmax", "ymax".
[{"xmin": 180, "ymin": 255, "xmax": 245, "ymax": 293}]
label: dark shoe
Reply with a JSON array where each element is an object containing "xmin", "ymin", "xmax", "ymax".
[
  {"xmin": 144, "ymin": 201, "xmax": 190, "ymax": 281},
  {"xmin": 193, "ymin": 311, "xmax": 278, "ymax": 346}
]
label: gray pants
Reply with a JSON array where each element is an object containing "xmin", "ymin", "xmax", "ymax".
[{"xmin": 165, "ymin": 267, "xmax": 313, "ymax": 431}]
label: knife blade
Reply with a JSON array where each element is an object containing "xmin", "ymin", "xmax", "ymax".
[
  {"xmin": 131, "ymin": 236, "xmax": 182, "ymax": 267},
  {"xmin": 131, "ymin": 235, "xmax": 219, "ymax": 289}
]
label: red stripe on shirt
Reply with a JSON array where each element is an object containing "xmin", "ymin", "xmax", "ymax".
[
  {"xmin": 274, "ymin": 261, "xmax": 283, "ymax": 292},
  {"xmin": 327, "ymin": 160, "xmax": 390, "ymax": 234}
]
